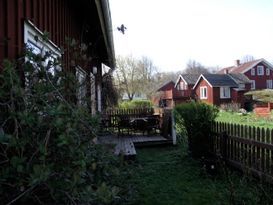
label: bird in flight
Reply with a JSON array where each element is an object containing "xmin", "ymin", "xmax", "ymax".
[{"xmin": 117, "ymin": 24, "xmax": 127, "ymax": 34}]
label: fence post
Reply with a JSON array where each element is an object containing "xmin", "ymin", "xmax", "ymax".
[
  {"xmin": 171, "ymin": 111, "xmax": 177, "ymax": 145},
  {"xmin": 220, "ymin": 131, "xmax": 228, "ymax": 161}
]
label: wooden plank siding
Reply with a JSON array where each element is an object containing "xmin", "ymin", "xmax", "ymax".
[
  {"xmin": 213, "ymin": 122, "xmax": 273, "ymax": 183},
  {"xmin": 0, "ymin": 0, "xmax": 108, "ymax": 74}
]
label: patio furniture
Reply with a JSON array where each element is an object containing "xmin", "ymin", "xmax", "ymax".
[
  {"xmin": 130, "ymin": 117, "xmax": 148, "ymax": 135},
  {"xmin": 117, "ymin": 116, "xmax": 132, "ymax": 135},
  {"xmin": 146, "ymin": 116, "xmax": 160, "ymax": 134}
]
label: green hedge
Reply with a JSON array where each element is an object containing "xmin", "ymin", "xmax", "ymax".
[
  {"xmin": 119, "ymin": 99, "xmax": 153, "ymax": 109},
  {"xmin": 174, "ymin": 102, "xmax": 219, "ymax": 158}
]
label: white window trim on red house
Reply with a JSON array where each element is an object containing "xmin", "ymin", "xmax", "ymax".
[
  {"xmin": 266, "ymin": 68, "xmax": 270, "ymax": 76},
  {"xmin": 179, "ymin": 81, "xmax": 188, "ymax": 90},
  {"xmin": 24, "ymin": 20, "xmax": 61, "ymax": 72},
  {"xmin": 200, "ymin": 86, "xmax": 207, "ymax": 99},
  {"xmin": 266, "ymin": 80, "xmax": 273, "ymax": 89},
  {"xmin": 250, "ymin": 80, "xmax": 256, "ymax": 90},
  {"xmin": 251, "ymin": 68, "xmax": 255, "ymax": 76},
  {"xmin": 220, "ymin": 87, "xmax": 230, "ymax": 99},
  {"xmin": 238, "ymin": 83, "xmax": 245, "ymax": 89},
  {"xmin": 76, "ymin": 67, "xmax": 87, "ymax": 106},
  {"xmin": 257, "ymin": 65, "xmax": 264, "ymax": 75},
  {"xmin": 175, "ymin": 75, "xmax": 189, "ymax": 90}
]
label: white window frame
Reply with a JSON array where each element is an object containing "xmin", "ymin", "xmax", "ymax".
[
  {"xmin": 76, "ymin": 67, "xmax": 87, "ymax": 106},
  {"xmin": 266, "ymin": 80, "xmax": 273, "ymax": 89},
  {"xmin": 250, "ymin": 80, "xmax": 256, "ymax": 90},
  {"xmin": 220, "ymin": 87, "xmax": 230, "ymax": 99},
  {"xmin": 200, "ymin": 86, "xmax": 207, "ymax": 99},
  {"xmin": 24, "ymin": 20, "xmax": 61, "ymax": 74},
  {"xmin": 251, "ymin": 68, "xmax": 255, "ymax": 76},
  {"xmin": 90, "ymin": 72, "xmax": 96, "ymax": 115},
  {"xmin": 266, "ymin": 68, "xmax": 270, "ymax": 76},
  {"xmin": 180, "ymin": 82, "xmax": 187, "ymax": 90},
  {"xmin": 257, "ymin": 65, "xmax": 264, "ymax": 76},
  {"xmin": 238, "ymin": 84, "xmax": 245, "ymax": 89}
]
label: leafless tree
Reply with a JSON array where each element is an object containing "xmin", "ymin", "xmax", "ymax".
[
  {"xmin": 114, "ymin": 55, "xmax": 139, "ymax": 100},
  {"xmin": 114, "ymin": 55, "xmax": 158, "ymax": 101},
  {"xmin": 137, "ymin": 56, "xmax": 159, "ymax": 99},
  {"xmin": 241, "ymin": 55, "xmax": 255, "ymax": 63},
  {"xmin": 183, "ymin": 59, "xmax": 210, "ymax": 74}
]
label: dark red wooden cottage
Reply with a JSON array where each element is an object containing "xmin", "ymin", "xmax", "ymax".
[
  {"xmin": 174, "ymin": 74, "xmax": 199, "ymax": 99},
  {"xmin": 193, "ymin": 73, "xmax": 251, "ymax": 107},
  {"xmin": 155, "ymin": 81, "xmax": 184, "ymax": 108}
]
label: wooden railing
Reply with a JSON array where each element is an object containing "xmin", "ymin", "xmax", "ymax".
[
  {"xmin": 102, "ymin": 108, "xmax": 154, "ymax": 129},
  {"xmin": 101, "ymin": 108, "xmax": 174, "ymax": 141},
  {"xmin": 213, "ymin": 122, "xmax": 273, "ymax": 182}
]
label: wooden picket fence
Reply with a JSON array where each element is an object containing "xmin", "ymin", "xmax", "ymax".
[{"xmin": 213, "ymin": 122, "xmax": 273, "ymax": 182}]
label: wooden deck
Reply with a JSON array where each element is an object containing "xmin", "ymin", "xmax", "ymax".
[{"xmin": 98, "ymin": 135, "xmax": 171, "ymax": 158}]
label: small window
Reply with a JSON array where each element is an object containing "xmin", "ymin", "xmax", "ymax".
[
  {"xmin": 24, "ymin": 21, "xmax": 61, "ymax": 74},
  {"xmin": 200, "ymin": 86, "xmax": 207, "ymax": 99},
  {"xmin": 250, "ymin": 80, "xmax": 256, "ymax": 90},
  {"xmin": 251, "ymin": 68, "xmax": 255, "ymax": 76},
  {"xmin": 266, "ymin": 80, "xmax": 273, "ymax": 89},
  {"xmin": 90, "ymin": 72, "xmax": 96, "ymax": 115},
  {"xmin": 257, "ymin": 66, "xmax": 264, "ymax": 76},
  {"xmin": 177, "ymin": 82, "xmax": 181, "ymax": 90},
  {"xmin": 179, "ymin": 82, "xmax": 187, "ymax": 90},
  {"xmin": 220, "ymin": 87, "xmax": 230, "ymax": 99},
  {"xmin": 238, "ymin": 84, "xmax": 245, "ymax": 89},
  {"xmin": 266, "ymin": 68, "xmax": 270, "ymax": 76},
  {"xmin": 76, "ymin": 67, "xmax": 87, "ymax": 106}
]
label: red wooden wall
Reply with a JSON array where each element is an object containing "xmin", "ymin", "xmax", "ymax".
[
  {"xmin": 244, "ymin": 62, "xmax": 273, "ymax": 89},
  {"xmin": 194, "ymin": 78, "xmax": 213, "ymax": 104},
  {"xmin": 0, "ymin": 0, "xmax": 106, "ymax": 73}
]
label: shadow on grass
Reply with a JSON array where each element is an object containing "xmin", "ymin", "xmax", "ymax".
[{"xmin": 127, "ymin": 146, "xmax": 273, "ymax": 205}]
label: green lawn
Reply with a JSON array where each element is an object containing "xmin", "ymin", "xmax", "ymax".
[
  {"xmin": 216, "ymin": 111, "xmax": 273, "ymax": 129},
  {"xmin": 128, "ymin": 146, "xmax": 272, "ymax": 205}
]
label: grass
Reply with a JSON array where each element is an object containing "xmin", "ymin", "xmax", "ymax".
[
  {"xmin": 216, "ymin": 110, "xmax": 273, "ymax": 129},
  {"xmin": 128, "ymin": 146, "xmax": 272, "ymax": 205}
]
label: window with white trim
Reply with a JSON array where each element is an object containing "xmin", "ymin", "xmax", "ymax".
[
  {"xmin": 257, "ymin": 65, "xmax": 264, "ymax": 76},
  {"xmin": 220, "ymin": 87, "xmax": 230, "ymax": 99},
  {"xmin": 250, "ymin": 80, "xmax": 256, "ymax": 90},
  {"xmin": 200, "ymin": 86, "xmax": 207, "ymax": 99},
  {"xmin": 251, "ymin": 68, "xmax": 255, "ymax": 76},
  {"xmin": 24, "ymin": 21, "xmax": 61, "ymax": 74},
  {"xmin": 76, "ymin": 67, "xmax": 87, "ymax": 106},
  {"xmin": 238, "ymin": 84, "xmax": 245, "ymax": 89},
  {"xmin": 266, "ymin": 80, "xmax": 273, "ymax": 89},
  {"xmin": 266, "ymin": 68, "xmax": 270, "ymax": 76},
  {"xmin": 179, "ymin": 81, "xmax": 187, "ymax": 90}
]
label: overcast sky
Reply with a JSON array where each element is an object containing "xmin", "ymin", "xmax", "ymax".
[{"xmin": 109, "ymin": 0, "xmax": 273, "ymax": 72}]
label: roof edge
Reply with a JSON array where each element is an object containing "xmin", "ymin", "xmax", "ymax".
[
  {"xmin": 95, "ymin": 0, "xmax": 115, "ymax": 68},
  {"xmin": 192, "ymin": 74, "xmax": 213, "ymax": 89}
]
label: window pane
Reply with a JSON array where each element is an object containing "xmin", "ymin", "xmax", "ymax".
[{"xmin": 27, "ymin": 40, "xmax": 41, "ymax": 54}]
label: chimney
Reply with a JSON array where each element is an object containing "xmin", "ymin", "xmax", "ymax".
[
  {"xmin": 235, "ymin": 59, "xmax": 240, "ymax": 67},
  {"xmin": 224, "ymin": 69, "xmax": 229, "ymax": 74}
]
